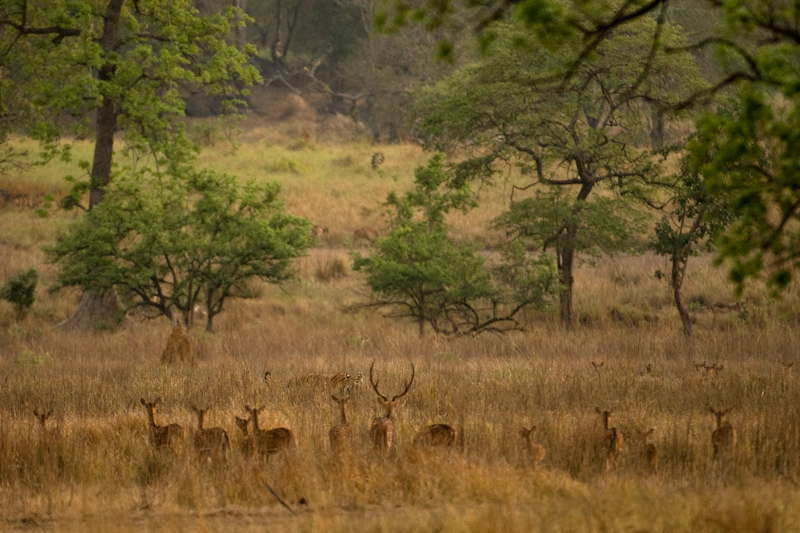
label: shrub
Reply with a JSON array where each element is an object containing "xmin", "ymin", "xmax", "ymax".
[{"xmin": 0, "ymin": 268, "xmax": 38, "ymax": 319}]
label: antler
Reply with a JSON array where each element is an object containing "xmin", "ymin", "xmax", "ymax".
[
  {"xmin": 391, "ymin": 362, "xmax": 415, "ymax": 401},
  {"xmin": 370, "ymin": 360, "xmax": 415, "ymax": 402},
  {"xmin": 369, "ymin": 360, "xmax": 388, "ymax": 402}
]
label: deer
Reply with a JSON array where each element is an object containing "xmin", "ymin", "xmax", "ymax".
[
  {"xmin": 140, "ymin": 398, "xmax": 184, "ymax": 451},
  {"xmin": 245, "ymin": 405, "xmax": 294, "ymax": 460},
  {"xmin": 414, "ymin": 424, "xmax": 456, "ymax": 449},
  {"xmin": 311, "ymin": 225, "xmax": 329, "ymax": 241},
  {"xmin": 518, "ymin": 426, "xmax": 546, "ymax": 467},
  {"xmin": 369, "ymin": 360, "xmax": 415, "ymax": 455},
  {"xmin": 234, "ymin": 415, "xmax": 255, "ymax": 458},
  {"xmin": 710, "ymin": 407, "xmax": 737, "ymax": 465},
  {"xmin": 33, "ymin": 409, "xmax": 53, "ymax": 431},
  {"xmin": 353, "ymin": 226, "xmax": 379, "ymax": 247},
  {"xmin": 596, "ymin": 408, "xmax": 623, "ymax": 471},
  {"xmin": 633, "ymin": 428, "xmax": 658, "ymax": 474},
  {"xmin": 190, "ymin": 405, "xmax": 230, "ymax": 462},
  {"xmin": 329, "ymin": 393, "xmax": 354, "ymax": 454}
]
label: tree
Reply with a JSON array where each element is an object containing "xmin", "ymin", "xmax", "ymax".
[
  {"xmin": 387, "ymin": 0, "xmax": 800, "ymax": 294},
  {"xmin": 649, "ymin": 149, "xmax": 733, "ymax": 336},
  {"xmin": 0, "ymin": 0, "xmax": 260, "ymax": 327},
  {"xmin": 353, "ymin": 155, "xmax": 559, "ymax": 337},
  {"xmin": 414, "ymin": 18, "xmax": 705, "ymax": 326},
  {"xmin": 46, "ymin": 168, "xmax": 311, "ymax": 332}
]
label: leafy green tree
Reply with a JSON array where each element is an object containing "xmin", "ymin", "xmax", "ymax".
[
  {"xmin": 649, "ymin": 150, "xmax": 733, "ymax": 336},
  {"xmin": 46, "ymin": 168, "xmax": 311, "ymax": 332},
  {"xmin": 414, "ymin": 18, "xmax": 704, "ymax": 326},
  {"xmin": 0, "ymin": 268, "xmax": 38, "ymax": 320},
  {"xmin": 353, "ymin": 155, "xmax": 559, "ymax": 337},
  {"xmin": 389, "ymin": 0, "xmax": 800, "ymax": 294},
  {"xmin": 0, "ymin": 0, "xmax": 260, "ymax": 326}
]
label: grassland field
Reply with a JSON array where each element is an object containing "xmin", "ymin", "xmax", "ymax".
[{"xmin": 0, "ymin": 114, "xmax": 800, "ymax": 532}]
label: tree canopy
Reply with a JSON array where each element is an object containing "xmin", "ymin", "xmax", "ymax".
[
  {"xmin": 390, "ymin": 0, "xmax": 800, "ymax": 294},
  {"xmin": 353, "ymin": 155, "xmax": 559, "ymax": 337},
  {"xmin": 47, "ymin": 167, "xmax": 311, "ymax": 331},
  {"xmin": 413, "ymin": 17, "xmax": 704, "ymax": 325}
]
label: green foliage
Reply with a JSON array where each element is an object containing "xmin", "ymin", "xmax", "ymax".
[
  {"xmin": 412, "ymin": 16, "xmax": 704, "ymax": 326},
  {"xmin": 0, "ymin": 0, "xmax": 260, "ymax": 196},
  {"xmin": 649, "ymin": 150, "xmax": 733, "ymax": 275},
  {"xmin": 46, "ymin": 168, "xmax": 311, "ymax": 331},
  {"xmin": 495, "ymin": 188, "xmax": 650, "ymax": 264},
  {"xmin": 353, "ymin": 155, "xmax": 558, "ymax": 337},
  {"xmin": 395, "ymin": 0, "xmax": 800, "ymax": 294},
  {"xmin": 690, "ymin": 88, "xmax": 800, "ymax": 294},
  {"xmin": 0, "ymin": 268, "xmax": 38, "ymax": 319}
]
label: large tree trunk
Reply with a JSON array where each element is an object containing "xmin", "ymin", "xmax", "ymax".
[
  {"xmin": 59, "ymin": 290, "xmax": 122, "ymax": 330},
  {"xmin": 650, "ymin": 107, "xmax": 665, "ymax": 149},
  {"xmin": 557, "ymin": 183, "xmax": 593, "ymax": 328},
  {"xmin": 559, "ymin": 228, "xmax": 576, "ymax": 328},
  {"xmin": 65, "ymin": 0, "xmax": 125, "ymax": 329},
  {"xmin": 672, "ymin": 252, "xmax": 692, "ymax": 336}
]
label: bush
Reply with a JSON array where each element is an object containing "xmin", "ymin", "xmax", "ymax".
[{"xmin": 0, "ymin": 268, "xmax": 38, "ymax": 319}]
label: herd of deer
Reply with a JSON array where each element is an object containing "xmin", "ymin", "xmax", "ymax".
[{"xmin": 31, "ymin": 361, "xmax": 740, "ymax": 473}]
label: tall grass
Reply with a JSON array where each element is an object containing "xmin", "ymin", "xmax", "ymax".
[{"xmin": 0, "ymin": 124, "xmax": 799, "ymax": 531}]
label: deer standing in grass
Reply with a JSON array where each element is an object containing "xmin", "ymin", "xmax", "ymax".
[
  {"xmin": 140, "ymin": 398, "xmax": 184, "ymax": 451},
  {"xmin": 596, "ymin": 408, "xmax": 623, "ymax": 471},
  {"xmin": 710, "ymin": 407, "xmax": 737, "ymax": 465},
  {"xmin": 329, "ymin": 393, "xmax": 354, "ymax": 454},
  {"xmin": 245, "ymin": 405, "xmax": 294, "ymax": 460},
  {"xmin": 369, "ymin": 360, "xmax": 415, "ymax": 456},
  {"xmin": 234, "ymin": 415, "xmax": 255, "ymax": 458},
  {"xmin": 190, "ymin": 406, "xmax": 230, "ymax": 462},
  {"xmin": 34, "ymin": 409, "xmax": 53, "ymax": 431},
  {"xmin": 353, "ymin": 227, "xmax": 379, "ymax": 247},
  {"xmin": 518, "ymin": 426, "xmax": 546, "ymax": 467},
  {"xmin": 414, "ymin": 424, "xmax": 456, "ymax": 449},
  {"xmin": 634, "ymin": 428, "xmax": 658, "ymax": 474}
]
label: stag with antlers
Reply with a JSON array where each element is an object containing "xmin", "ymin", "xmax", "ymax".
[{"xmin": 369, "ymin": 360, "xmax": 415, "ymax": 456}]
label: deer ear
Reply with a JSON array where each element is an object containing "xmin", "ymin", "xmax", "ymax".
[{"xmin": 140, "ymin": 399, "xmax": 146, "ymax": 406}]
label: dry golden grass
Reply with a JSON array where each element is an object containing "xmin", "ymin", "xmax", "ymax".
[{"xmin": 2, "ymin": 124, "xmax": 800, "ymax": 531}]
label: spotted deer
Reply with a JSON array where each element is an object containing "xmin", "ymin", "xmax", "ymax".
[
  {"xmin": 329, "ymin": 393, "xmax": 354, "ymax": 454},
  {"xmin": 234, "ymin": 415, "xmax": 255, "ymax": 458},
  {"xmin": 634, "ymin": 427, "xmax": 658, "ymax": 474},
  {"xmin": 353, "ymin": 227, "xmax": 379, "ymax": 247},
  {"xmin": 245, "ymin": 405, "xmax": 294, "ymax": 460},
  {"xmin": 140, "ymin": 398, "xmax": 184, "ymax": 451},
  {"xmin": 518, "ymin": 426, "xmax": 546, "ymax": 467},
  {"xmin": 190, "ymin": 406, "xmax": 230, "ymax": 462},
  {"xmin": 311, "ymin": 225, "xmax": 329, "ymax": 241},
  {"xmin": 369, "ymin": 360, "xmax": 415, "ymax": 455},
  {"xmin": 596, "ymin": 408, "xmax": 623, "ymax": 471},
  {"xmin": 710, "ymin": 407, "xmax": 737, "ymax": 465},
  {"xmin": 414, "ymin": 424, "xmax": 456, "ymax": 449}
]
